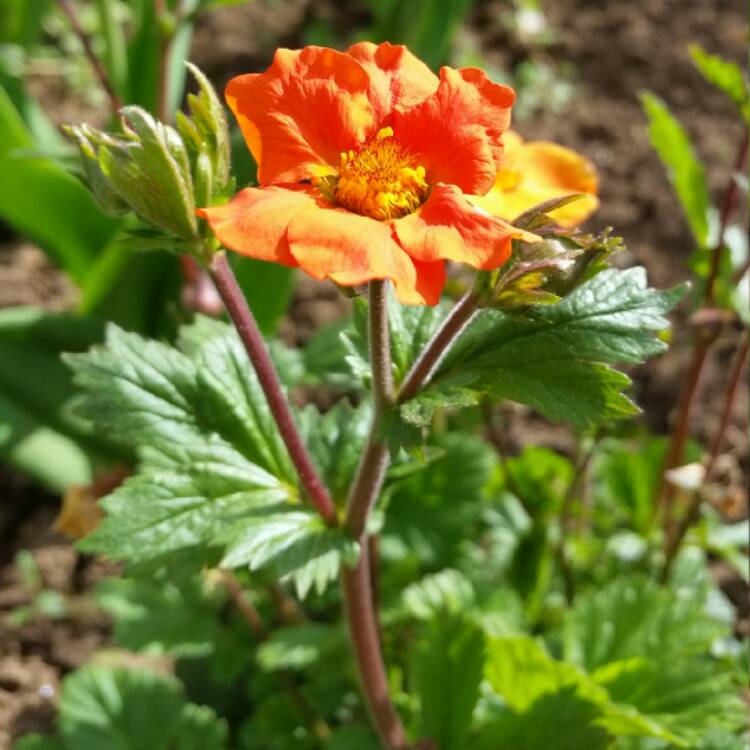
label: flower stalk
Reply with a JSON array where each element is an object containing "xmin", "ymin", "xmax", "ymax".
[
  {"xmin": 398, "ymin": 290, "xmax": 479, "ymax": 403},
  {"xmin": 208, "ymin": 251, "xmax": 338, "ymax": 527},
  {"xmin": 342, "ymin": 280, "xmax": 408, "ymax": 750}
]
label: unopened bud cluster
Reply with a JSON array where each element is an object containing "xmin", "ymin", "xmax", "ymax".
[{"xmin": 65, "ymin": 64, "xmax": 232, "ymax": 260}]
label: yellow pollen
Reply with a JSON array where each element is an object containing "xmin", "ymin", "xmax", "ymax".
[
  {"xmin": 330, "ymin": 128, "xmax": 428, "ymax": 220},
  {"xmin": 496, "ymin": 165, "xmax": 523, "ymax": 192}
]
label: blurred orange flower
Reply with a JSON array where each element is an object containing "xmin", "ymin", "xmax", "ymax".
[
  {"xmin": 470, "ymin": 131, "xmax": 599, "ymax": 228},
  {"xmin": 199, "ymin": 44, "xmax": 536, "ymax": 305}
]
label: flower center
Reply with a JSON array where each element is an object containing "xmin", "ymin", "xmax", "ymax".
[
  {"xmin": 495, "ymin": 165, "xmax": 523, "ymax": 192},
  {"xmin": 328, "ymin": 128, "xmax": 428, "ymax": 221}
]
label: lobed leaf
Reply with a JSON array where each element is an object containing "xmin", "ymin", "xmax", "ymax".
[{"xmin": 402, "ymin": 268, "xmax": 686, "ymax": 430}]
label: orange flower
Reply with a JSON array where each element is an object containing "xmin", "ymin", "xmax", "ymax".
[
  {"xmin": 199, "ymin": 44, "xmax": 535, "ymax": 305},
  {"xmin": 470, "ymin": 131, "xmax": 599, "ymax": 228}
]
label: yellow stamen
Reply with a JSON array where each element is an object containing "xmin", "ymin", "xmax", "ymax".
[
  {"xmin": 327, "ymin": 127, "xmax": 428, "ymax": 220},
  {"xmin": 495, "ymin": 165, "xmax": 523, "ymax": 192}
]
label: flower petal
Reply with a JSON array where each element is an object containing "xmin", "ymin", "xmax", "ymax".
[
  {"xmin": 394, "ymin": 67, "xmax": 515, "ymax": 195},
  {"xmin": 287, "ymin": 203, "xmax": 444, "ymax": 304},
  {"xmin": 471, "ymin": 137, "xmax": 600, "ymax": 227},
  {"xmin": 393, "ymin": 183, "xmax": 536, "ymax": 270},
  {"xmin": 198, "ymin": 186, "xmax": 319, "ymax": 266},
  {"xmin": 346, "ymin": 41, "xmax": 439, "ymax": 122},
  {"xmin": 226, "ymin": 47, "xmax": 376, "ymax": 185}
]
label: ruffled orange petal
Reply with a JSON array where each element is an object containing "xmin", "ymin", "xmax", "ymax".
[
  {"xmin": 346, "ymin": 41, "xmax": 439, "ymax": 123},
  {"xmin": 226, "ymin": 47, "xmax": 376, "ymax": 185},
  {"xmin": 198, "ymin": 186, "xmax": 318, "ymax": 266},
  {"xmin": 394, "ymin": 67, "xmax": 515, "ymax": 196},
  {"xmin": 393, "ymin": 183, "xmax": 536, "ymax": 271},
  {"xmin": 287, "ymin": 203, "xmax": 444, "ymax": 305},
  {"xmin": 471, "ymin": 135, "xmax": 599, "ymax": 227}
]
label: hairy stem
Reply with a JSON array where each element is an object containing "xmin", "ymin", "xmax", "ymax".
[
  {"xmin": 57, "ymin": 0, "xmax": 123, "ymax": 118},
  {"xmin": 342, "ymin": 281, "xmax": 407, "ymax": 749},
  {"xmin": 398, "ymin": 290, "xmax": 478, "ymax": 403},
  {"xmin": 342, "ymin": 545, "xmax": 408, "ymax": 750},
  {"xmin": 221, "ymin": 572, "xmax": 331, "ymax": 742},
  {"xmin": 208, "ymin": 251, "xmax": 338, "ymax": 526},
  {"xmin": 661, "ymin": 330, "xmax": 749, "ymax": 580},
  {"xmin": 345, "ymin": 280, "xmax": 394, "ymax": 540}
]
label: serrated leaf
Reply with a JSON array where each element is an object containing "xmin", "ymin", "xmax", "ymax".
[
  {"xmin": 300, "ymin": 400, "xmax": 371, "ymax": 503},
  {"xmin": 405, "ymin": 268, "xmax": 685, "ymax": 430},
  {"xmin": 690, "ymin": 45, "xmax": 750, "ymax": 123},
  {"xmin": 385, "ymin": 434, "xmax": 496, "ymax": 567},
  {"xmin": 402, "ymin": 568, "xmax": 475, "ymax": 620},
  {"xmin": 53, "ymin": 666, "xmax": 227, "ymax": 750},
  {"xmin": 220, "ymin": 506, "xmax": 359, "ymax": 598},
  {"xmin": 96, "ymin": 576, "xmax": 221, "ymax": 657},
  {"xmin": 483, "ymin": 636, "xmax": 684, "ymax": 748},
  {"xmin": 641, "ymin": 92, "xmax": 711, "ymax": 246},
  {"xmin": 414, "ymin": 613, "xmax": 485, "ymax": 750},
  {"xmin": 562, "ymin": 576, "xmax": 726, "ymax": 671},
  {"xmin": 256, "ymin": 623, "xmax": 342, "ymax": 672},
  {"xmin": 562, "ymin": 576, "xmax": 745, "ymax": 744}
]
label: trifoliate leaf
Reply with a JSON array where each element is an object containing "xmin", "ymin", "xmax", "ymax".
[
  {"xmin": 413, "ymin": 612, "xmax": 485, "ymax": 750},
  {"xmin": 402, "ymin": 268, "xmax": 686, "ymax": 430}
]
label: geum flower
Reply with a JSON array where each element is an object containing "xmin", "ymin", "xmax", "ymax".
[
  {"xmin": 469, "ymin": 130, "xmax": 599, "ymax": 228},
  {"xmin": 199, "ymin": 43, "xmax": 538, "ymax": 305}
]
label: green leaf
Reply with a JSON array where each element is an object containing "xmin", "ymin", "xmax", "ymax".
[
  {"xmin": 562, "ymin": 576, "xmax": 745, "ymax": 744},
  {"xmin": 324, "ymin": 727, "xmax": 380, "ymax": 750},
  {"xmin": 385, "ymin": 434, "xmax": 496, "ymax": 567},
  {"xmin": 562, "ymin": 576, "xmax": 726, "ymax": 671},
  {"xmin": 402, "ymin": 568, "xmax": 475, "ymax": 620},
  {"xmin": 477, "ymin": 687, "xmax": 610, "ymax": 750},
  {"xmin": 482, "ymin": 636, "xmax": 683, "ymax": 748},
  {"xmin": 13, "ymin": 736, "xmax": 66, "ymax": 750},
  {"xmin": 368, "ymin": 0, "xmax": 474, "ymax": 69},
  {"xmin": 57, "ymin": 666, "xmax": 227, "ymax": 750},
  {"xmin": 0, "ymin": 84, "xmax": 121, "ymax": 281},
  {"xmin": 414, "ymin": 613, "xmax": 485, "ymax": 750},
  {"xmin": 406, "ymin": 268, "xmax": 685, "ymax": 430},
  {"xmin": 300, "ymin": 399, "xmax": 371, "ymax": 504},
  {"xmin": 256, "ymin": 623, "xmax": 342, "ymax": 672},
  {"xmin": 220, "ymin": 505, "xmax": 359, "ymax": 598},
  {"xmin": 66, "ymin": 321, "xmax": 353, "ymax": 585},
  {"xmin": 65, "ymin": 320, "xmax": 294, "ymax": 482},
  {"xmin": 690, "ymin": 45, "xmax": 750, "ymax": 123},
  {"xmin": 96, "ymin": 576, "xmax": 221, "ymax": 657},
  {"xmin": 641, "ymin": 92, "xmax": 711, "ymax": 246},
  {"xmin": 0, "ymin": 307, "xmax": 117, "ymax": 490}
]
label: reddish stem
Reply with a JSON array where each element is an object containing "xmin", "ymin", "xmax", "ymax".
[
  {"xmin": 342, "ymin": 281, "xmax": 408, "ymax": 749},
  {"xmin": 57, "ymin": 0, "xmax": 123, "ymax": 118},
  {"xmin": 398, "ymin": 291, "xmax": 478, "ymax": 403},
  {"xmin": 658, "ymin": 130, "xmax": 749, "ymax": 512},
  {"xmin": 704, "ymin": 129, "xmax": 749, "ymax": 307},
  {"xmin": 342, "ymin": 544, "xmax": 408, "ymax": 750},
  {"xmin": 208, "ymin": 251, "xmax": 338, "ymax": 526},
  {"xmin": 662, "ymin": 331, "xmax": 749, "ymax": 579}
]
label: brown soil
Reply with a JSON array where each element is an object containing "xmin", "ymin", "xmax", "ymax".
[{"xmin": 0, "ymin": 1, "xmax": 747, "ymax": 746}]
